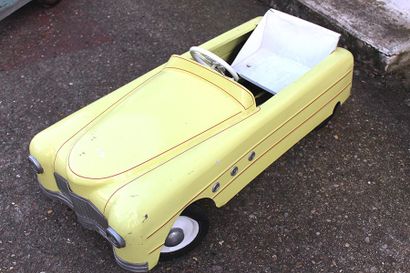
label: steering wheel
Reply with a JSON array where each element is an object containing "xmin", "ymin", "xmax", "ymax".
[{"xmin": 189, "ymin": 47, "xmax": 239, "ymax": 81}]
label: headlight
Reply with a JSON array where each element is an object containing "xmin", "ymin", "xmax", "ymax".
[{"xmin": 28, "ymin": 155, "xmax": 44, "ymax": 174}]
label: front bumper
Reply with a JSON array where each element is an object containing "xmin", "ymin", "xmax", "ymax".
[
  {"xmin": 115, "ymin": 255, "xmax": 149, "ymax": 273},
  {"xmin": 50, "ymin": 173, "xmax": 125, "ymax": 247},
  {"xmin": 37, "ymin": 174, "xmax": 149, "ymax": 272}
]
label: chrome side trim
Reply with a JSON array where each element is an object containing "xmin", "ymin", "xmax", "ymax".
[
  {"xmin": 114, "ymin": 254, "xmax": 149, "ymax": 273},
  {"xmin": 211, "ymin": 181, "xmax": 220, "ymax": 193}
]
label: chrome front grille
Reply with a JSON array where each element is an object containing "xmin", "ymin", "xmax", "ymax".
[
  {"xmin": 54, "ymin": 173, "xmax": 108, "ymax": 233},
  {"xmin": 38, "ymin": 173, "xmax": 125, "ymax": 248}
]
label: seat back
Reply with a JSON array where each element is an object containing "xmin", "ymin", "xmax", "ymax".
[{"xmin": 232, "ymin": 9, "xmax": 340, "ymax": 94}]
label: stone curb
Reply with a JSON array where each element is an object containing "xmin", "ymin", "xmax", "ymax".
[{"xmin": 258, "ymin": 0, "xmax": 410, "ymax": 85}]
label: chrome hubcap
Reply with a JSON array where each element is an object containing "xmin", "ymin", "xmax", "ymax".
[
  {"xmin": 161, "ymin": 216, "xmax": 199, "ymax": 253},
  {"xmin": 165, "ymin": 228, "xmax": 184, "ymax": 247}
]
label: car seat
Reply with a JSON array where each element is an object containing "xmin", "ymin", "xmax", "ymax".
[{"xmin": 232, "ymin": 9, "xmax": 340, "ymax": 94}]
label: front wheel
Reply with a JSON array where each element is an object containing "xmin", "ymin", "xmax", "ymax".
[{"xmin": 160, "ymin": 205, "xmax": 209, "ymax": 260}]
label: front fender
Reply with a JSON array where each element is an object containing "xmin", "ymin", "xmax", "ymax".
[
  {"xmin": 29, "ymin": 65, "xmax": 163, "ymax": 192},
  {"xmin": 105, "ymin": 191, "xmax": 165, "ymax": 270}
]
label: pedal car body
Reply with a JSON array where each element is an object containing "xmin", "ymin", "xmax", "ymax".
[{"xmin": 29, "ymin": 9, "xmax": 354, "ymax": 272}]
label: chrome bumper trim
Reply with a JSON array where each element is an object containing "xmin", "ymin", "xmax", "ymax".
[
  {"xmin": 39, "ymin": 180, "xmax": 146, "ymax": 272},
  {"xmin": 114, "ymin": 254, "xmax": 149, "ymax": 273},
  {"xmin": 37, "ymin": 176, "xmax": 125, "ymax": 248},
  {"xmin": 38, "ymin": 181, "xmax": 74, "ymax": 209},
  {"xmin": 54, "ymin": 173, "xmax": 109, "ymax": 231}
]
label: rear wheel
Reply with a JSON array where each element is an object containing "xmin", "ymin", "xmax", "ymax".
[
  {"xmin": 160, "ymin": 205, "xmax": 209, "ymax": 260},
  {"xmin": 316, "ymin": 102, "xmax": 340, "ymax": 130},
  {"xmin": 36, "ymin": 0, "xmax": 61, "ymax": 8}
]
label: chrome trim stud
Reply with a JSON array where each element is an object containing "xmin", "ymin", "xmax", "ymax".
[
  {"xmin": 231, "ymin": 166, "xmax": 239, "ymax": 176},
  {"xmin": 212, "ymin": 182, "xmax": 220, "ymax": 193},
  {"xmin": 165, "ymin": 227, "xmax": 184, "ymax": 247},
  {"xmin": 28, "ymin": 155, "xmax": 44, "ymax": 174},
  {"xmin": 248, "ymin": 151, "xmax": 256, "ymax": 161},
  {"xmin": 106, "ymin": 227, "xmax": 126, "ymax": 248}
]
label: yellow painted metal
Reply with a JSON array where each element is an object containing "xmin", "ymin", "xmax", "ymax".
[
  {"xmin": 68, "ymin": 56, "xmax": 254, "ymax": 180},
  {"xmin": 29, "ymin": 16, "xmax": 353, "ymax": 271}
]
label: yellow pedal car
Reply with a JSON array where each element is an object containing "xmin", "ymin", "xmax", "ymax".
[{"xmin": 28, "ymin": 9, "xmax": 353, "ymax": 272}]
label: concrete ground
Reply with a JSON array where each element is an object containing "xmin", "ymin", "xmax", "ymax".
[{"xmin": 0, "ymin": 0, "xmax": 409, "ymax": 272}]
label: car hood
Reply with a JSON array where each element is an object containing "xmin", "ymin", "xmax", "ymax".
[{"xmin": 67, "ymin": 56, "xmax": 255, "ymax": 179}]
